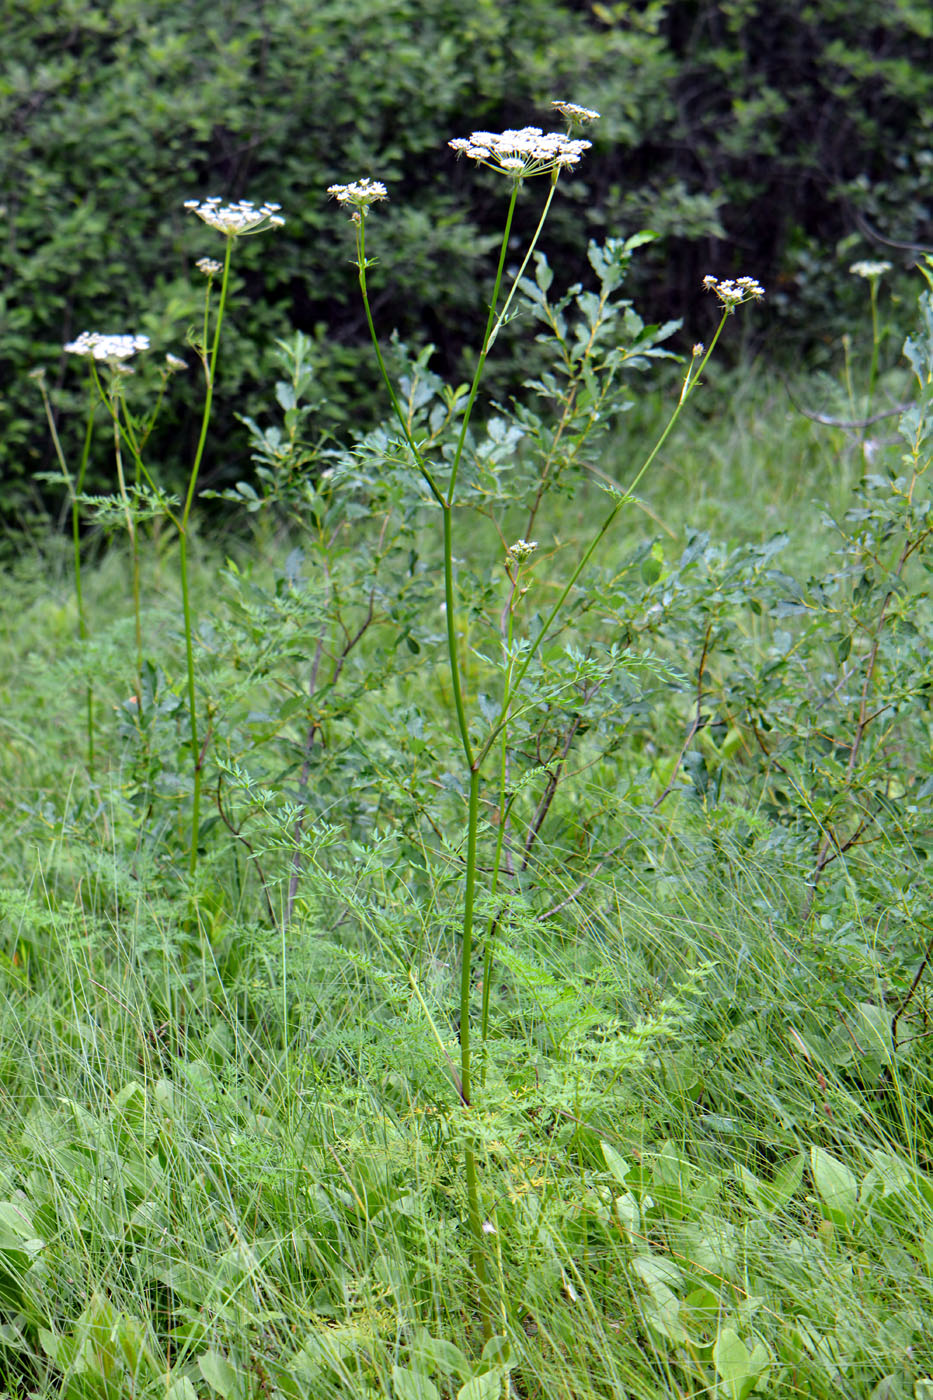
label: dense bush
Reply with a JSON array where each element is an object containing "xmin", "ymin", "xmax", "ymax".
[{"xmin": 3, "ymin": 0, "xmax": 931, "ymax": 513}]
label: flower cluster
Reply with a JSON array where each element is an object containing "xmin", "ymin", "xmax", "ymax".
[
  {"xmin": 506, "ymin": 538, "xmax": 539, "ymax": 564},
  {"xmin": 183, "ymin": 198, "xmax": 285, "ymax": 236},
  {"xmin": 449, "ymin": 126, "xmax": 591, "ymax": 179},
  {"xmin": 195, "ymin": 257, "xmax": 223, "ymax": 278},
  {"xmin": 552, "ymin": 101, "xmax": 600, "ymax": 127},
  {"xmin": 64, "ymin": 332, "xmax": 150, "ymax": 362},
  {"xmin": 327, "ymin": 179, "xmax": 388, "ymax": 210},
  {"xmin": 702, "ymin": 275, "xmax": 765, "ymax": 310},
  {"xmin": 850, "ymin": 259, "xmax": 892, "ymax": 280}
]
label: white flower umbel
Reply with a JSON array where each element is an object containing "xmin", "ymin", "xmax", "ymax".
[
  {"xmin": 165, "ymin": 353, "xmax": 187, "ymax": 372},
  {"xmin": 850, "ymin": 260, "xmax": 892, "ymax": 280},
  {"xmin": 449, "ymin": 126, "xmax": 591, "ymax": 180},
  {"xmin": 183, "ymin": 197, "xmax": 285, "ymax": 236},
  {"xmin": 327, "ymin": 179, "xmax": 388, "ymax": 210},
  {"xmin": 702, "ymin": 274, "xmax": 765, "ymax": 310},
  {"xmin": 64, "ymin": 332, "xmax": 150, "ymax": 363},
  {"xmin": 552, "ymin": 101, "xmax": 600, "ymax": 127},
  {"xmin": 195, "ymin": 257, "xmax": 223, "ymax": 278}
]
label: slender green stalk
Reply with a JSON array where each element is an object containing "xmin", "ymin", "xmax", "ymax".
[
  {"xmin": 111, "ymin": 406, "xmax": 143, "ymax": 702},
  {"xmin": 480, "ymin": 568, "xmax": 521, "ymax": 1048},
  {"xmin": 484, "ymin": 175, "xmax": 559, "ymax": 350},
  {"xmin": 460, "ymin": 767, "xmax": 493, "ymax": 1342},
  {"xmin": 352, "ymin": 173, "xmax": 606, "ymax": 1339},
  {"xmin": 867, "ymin": 279, "xmax": 881, "ymax": 408},
  {"xmin": 478, "ymin": 320, "xmax": 731, "ymax": 765},
  {"xmin": 444, "ymin": 181, "xmax": 520, "ymax": 503},
  {"xmin": 459, "ymin": 767, "xmax": 482, "ymax": 1107},
  {"xmin": 35, "ymin": 374, "xmax": 97, "ymax": 774},
  {"xmin": 181, "ymin": 238, "xmax": 233, "ymax": 876},
  {"xmin": 351, "ymin": 175, "xmax": 738, "ymax": 1341}
]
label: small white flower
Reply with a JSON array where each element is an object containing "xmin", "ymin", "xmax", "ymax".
[
  {"xmin": 165, "ymin": 353, "xmax": 187, "ymax": 372},
  {"xmin": 507, "ymin": 538, "xmax": 539, "ymax": 563},
  {"xmin": 850, "ymin": 259, "xmax": 892, "ymax": 280},
  {"xmin": 702, "ymin": 275, "xmax": 765, "ymax": 310},
  {"xmin": 184, "ymin": 197, "xmax": 285, "ymax": 236},
  {"xmin": 327, "ymin": 179, "xmax": 388, "ymax": 209},
  {"xmin": 195, "ymin": 256, "xmax": 223, "ymax": 278},
  {"xmin": 449, "ymin": 126, "xmax": 591, "ymax": 180},
  {"xmin": 64, "ymin": 332, "xmax": 150, "ymax": 363},
  {"xmin": 481, "ymin": 1220, "xmax": 497, "ymax": 1235},
  {"xmin": 552, "ymin": 101, "xmax": 600, "ymax": 127},
  {"xmin": 692, "ymin": 343, "xmax": 705, "ymax": 357}
]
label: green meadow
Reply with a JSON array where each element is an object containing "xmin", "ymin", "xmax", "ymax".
[{"xmin": 3, "ymin": 210, "xmax": 933, "ymax": 1399}]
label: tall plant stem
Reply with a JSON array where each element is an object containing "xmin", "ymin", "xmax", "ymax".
[
  {"xmin": 111, "ymin": 410, "xmax": 143, "ymax": 702},
  {"xmin": 460, "ymin": 766, "xmax": 492, "ymax": 1339},
  {"xmin": 867, "ymin": 279, "xmax": 881, "ymax": 408},
  {"xmin": 181, "ymin": 241, "xmax": 233, "ymax": 876},
  {"xmin": 478, "ymin": 323, "xmax": 730, "ymax": 765},
  {"xmin": 36, "ymin": 376, "xmax": 97, "ymax": 774},
  {"xmin": 354, "ymin": 180, "xmax": 584, "ymax": 1337}
]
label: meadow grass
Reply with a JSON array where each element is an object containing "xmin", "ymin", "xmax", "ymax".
[
  {"xmin": 3, "ymin": 100, "xmax": 932, "ymax": 1397},
  {"xmin": 3, "ymin": 353, "xmax": 933, "ymax": 1399}
]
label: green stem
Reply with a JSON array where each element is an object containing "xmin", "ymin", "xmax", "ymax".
[
  {"xmin": 460, "ymin": 766, "xmax": 493, "ymax": 1341},
  {"xmin": 867, "ymin": 281, "xmax": 881, "ymax": 410},
  {"xmin": 480, "ymin": 573, "xmax": 519, "ymax": 1049},
  {"xmin": 479, "ymin": 317, "xmax": 730, "ymax": 766},
  {"xmin": 460, "ymin": 766, "xmax": 481, "ymax": 1107},
  {"xmin": 442, "ymin": 507, "xmax": 474, "ymax": 766},
  {"xmin": 485, "ymin": 175, "xmax": 559, "ymax": 350},
  {"xmin": 111, "ymin": 406, "xmax": 143, "ymax": 701},
  {"xmin": 445, "ymin": 182, "xmax": 519, "ymax": 504},
  {"xmin": 357, "ymin": 221, "xmax": 444, "ymax": 508},
  {"xmin": 36, "ymin": 375, "xmax": 97, "ymax": 775},
  {"xmin": 183, "ymin": 237, "xmax": 233, "ymax": 876}
]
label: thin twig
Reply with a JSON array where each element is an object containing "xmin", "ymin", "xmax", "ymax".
[{"xmin": 891, "ymin": 921, "xmax": 933, "ymax": 1051}]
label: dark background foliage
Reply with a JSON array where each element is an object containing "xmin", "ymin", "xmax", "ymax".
[{"xmin": 2, "ymin": 0, "xmax": 931, "ymax": 511}]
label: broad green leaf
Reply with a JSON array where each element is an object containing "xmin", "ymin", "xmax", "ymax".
[
  {"xmin": 856, "ymin": 1002, "xmax": 894, "ymax": 1065},
  {"xmin": 457, "ymin": 1372, "xmax": 503, "ymax": 1400},
  {"xmin": 198, "ymin": 1350, "xmax": 244, "ymax": 1399},
  {"xmin": 771, "ymin": 1153, "xmax": 804, "ymax": 1207},
  {"xmin": 614, "ymin": 1191, "xmax": 640, "ymax": 1241},
  {"xmin": 393, "ymin": 1366, "xmax": 440, "ymax": 1400},
  {"xmin": 631, "ymin": 1255, "xmax": 687, "ymax": 1341},
  {"xmin": 411, "ymin": 1336, "xmax": 471, "ymax": 1382},
  {"xmin": 713, "ymin": 1328, "xmax": 751, "ymax": 1382},
  {"xmin": 601, "ymin": 1141, "xmax": 633, "ymax": 1186},
  {"xmin": 166, "ymin": 1380, "xmax": 199, "ymax": 1400},
  {"xmin": 713, "ymin": 1328, "xmax": 769, "ymax": 1400},
  {"xmin": 810, "ymin": 1146, "xmax": 858, "ymax": 1228},
  {"xmin": 480, "ymin": 1335, "xmax": 512, "ymax": 1370}
]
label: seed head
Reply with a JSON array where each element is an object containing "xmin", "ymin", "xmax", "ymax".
[
  {"xmin": 552, "ymin": 101, "xmax": 601, "ymax": 128},
  {"xmin": 64, "ymin": 332, "xmax": 150, "ymax": 363},
  {"xmin": 184, "ymin": 197, "xmax": 285, "ymax": 236},
  {"xmin": 327, "ymin": 179, "xmax": 388, "ymax": 210},
  {"xmin": 449, "ymin": 126, "xmax": 591, "ymax": 180}
]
